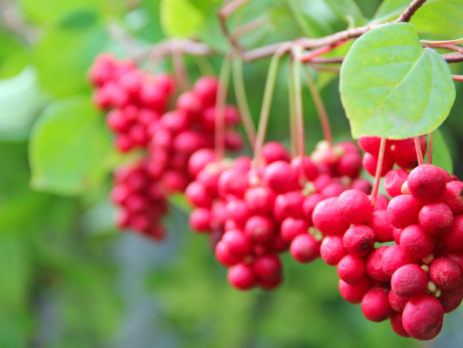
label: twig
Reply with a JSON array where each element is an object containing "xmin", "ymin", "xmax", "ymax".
[
  {"xmin": 297, "ymin": 40, "xmax": 349, "ymax": 62},
  {"xmin": 220, "ymin": 0, "xmax": 253, "ymax": 18},
  {"xmin": 423, "ymin": 43, "xmax": 463, "ymax": 55},
  {"xmin": 371, "ymin": 138, "xmax": 387, "ymax": 206},
  {"xmin": 442, "ymin": 53, "xmax": 463, "ymax": 63},
  {"xmin": 427, "ymin": 132, "xmax": 433, "ymax": 164},
  {"xmin": 453, "ymin": 75, "xmax": 463, "ymax": 82},
  {"xmin": 310, "ymin": 57, "xmax": 344, "ymax": 64},
  {"xmin": 215, "ymin": 54, "xmax": 233, "ymax": 160},
  {"xmin": 230, "ymin": 17, "xmax": 268, "ymax": 41},
  {"xmin": 171, "ymin": 41, "xmax": 191, "ymax": 91},
  {"xmin": 307, "ymin": 63, "xmax": 341, "ymax": 73},
  {"xmin": 395, "ymin": 0, "xmax": 428, "ymax": 22},
  {"xmin": 415, "ymin": 137, "xmax": 424, "ymax": 165}
]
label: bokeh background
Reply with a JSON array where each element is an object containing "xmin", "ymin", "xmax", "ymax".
[{"xmin": 0, "ymin": 0, "xmax": 462, "ymax": 347}]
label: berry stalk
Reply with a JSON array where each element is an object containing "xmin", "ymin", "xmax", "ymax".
[
  {"xmin": 171, "ymin": 41, "xmax": 191, "ymax": 91},
  {"xmin": 414, "ymin": 137, "xmax": 424, "ymax": 165},
  {"xmin": 288, "ymin": 62, "xmax": 298, "ymax": 158},
  {"xmin": 232, "ymin": 54, "xmax": 256, "ymax": 147},
  {"xmin": 215, "ymin": 54, "xmax": 233, "ymax": 160},
  {"xmin": 292, "ymin": 47, "xmax": 306, "ymax": 182},
  {"xmin": 427, "ymin": 132, "xmax": 433, "ymax": 164},
  {"xmin": 370, "ymin": 137, "xmax": 387, "ymax": 207}
]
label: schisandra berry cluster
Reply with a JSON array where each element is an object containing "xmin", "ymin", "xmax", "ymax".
[
  {"xmin": 186, "ymin": 140, "xmax": 370, "ymax": 290},
  {"xmin": 88, "ymin": 54, "xmax": 243, "ymax": 240}
]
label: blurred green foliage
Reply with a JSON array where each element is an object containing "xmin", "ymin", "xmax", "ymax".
[{"xmin": 0, "ymin": 0, "xmax": 461, "ymax": 347}]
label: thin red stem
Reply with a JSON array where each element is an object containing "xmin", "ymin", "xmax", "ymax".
[
  {"xmin": 215, "ymin": 55, "xmax": 232, "ymax": 160},
  {"xmin": 371, "ymin": 138, "xmax": 387, "ymax": 207},
  {"xmin": 298, "ymin": 40, "xmax": 348, "ymax": 62},
  {"xmin": 171, "ymin": 41, "xmax": 190, "ymax": 91},
  {"xmin": 427, "ymin": 132, "xmax": 433, "ymax": 164},
  {"xmin": 292, "ymin": 48, "xmax": 306, "ymax": 182},
  {"xmin": 415, "ymin": 137, "xmax": 424, "ymax": 165},
  {"xmin": 453, "ymin": 75, "xmax": 463, "ymax": 81},
  {"xmin": 288, "ymin": 62, "xmax": 298, "ymax": 158}
]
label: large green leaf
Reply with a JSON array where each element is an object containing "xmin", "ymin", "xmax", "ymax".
[
  {"xmin": 372, "ymin": 0, "xmax": 463, "ymax": 39},
  {"xmin": 0, "ymin": 31, "xmax": 29, "ymax": 79},
  {"xmin": 29, "ymin": 97, "xmax": 111, "ymax": 195},
  {"xmin": 160, "ymin": 0, "xmax": 204, "ymax": 37},
  {"xmin": 324, "ymin": 0, "xmax": 365, "ymax": 27},
  {"xmin": 33, "ymin": 9, "xmax": 107, "ymax": 97},
  {"xmin": 430, "ymin": 129, "xmax": 453, "ymax": 174},
  {"xmin": 340, "ymin": 23, "xmax": 455, "ymax": 139},
  {"xmin": 0, "ymin": 68, "xmax": 47, "ymax": 141}
]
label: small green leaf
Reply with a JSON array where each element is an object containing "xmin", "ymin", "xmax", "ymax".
[
  {"xmin": 33, "ymin": 9, "xmax": 107, "ymax": 97},
  {"xmin": 0, "ymin": 67, "xmax": 47, "ymax": 141},
  {"xmin": 430, "ymin": 129, "xmax": 453, "ymax": 174},
  {"xmin": 340, "ymin": 23, "xmax": 456, "ymax": 139},
  {"xmin": 29, "ymin": 96, "xmax": 111, "ymax": 195},
  {"xmin": 324, "ymin": 0, "xmax": 365, "ymax": 27},
  {"xmin": 160, "ymin": 0, "xmax": 204, "ymax": 37}
]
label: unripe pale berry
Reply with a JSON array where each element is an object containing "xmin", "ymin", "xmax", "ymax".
[
  {"xmin": 390, "ymin": 312, "xmax": 410, "ymax": 338},
  {"xmin": 337, "ymin": 254, "xmax": 366, "ymax": 284},
  {"xmin": 429, "ymin": 258, "xmax": 462, "ymax": 290},
  {"xmin": 320, "ymin": 235, "xmax": 347, "ymax": 266},
  {"xmin": 290, "ymin": 234, "xmax": 320, "ymax": 263},
  {"xmin": 418, "ymin": 202, "xmax": 453, "ymax": 236},
  {"xmin": 388, "ymin": 289, "xmax": 409, "ymax": 312},
  {"xmin": 438, "ymin": 287, "xmax": 463, "ymax": 313},
  {"xmin": 382, "ymin": 245, "xmax": 420, "ymax": 277},
  {"xmin": 402, "ymin": 295, "xmax": 443, "ymax": 340},
  {"xmin": 391, "ymin": 264, "xmax": 428, "ymax": 299},
  {"xmin": 443, "ymin": 181, "xmax": 463, "ymax": 215},
  {"xmin": 400, "ymin": 224, "xmax": 435, "ymax": 258},
  {"xmin": 384, "ymin": 169, "xmax": 409, "ymax": 198},
  {"xmin": 280, "ymin": 218, "xmax": 308, "ymax": 242},
  {"xmin": 312, "ymin": 197, "xmax": 350, "ymax": 235},
  {"xmin": 407, "ymin": 164, "xmax": 446, "ymax": 204},
  {"xmin": 361, "ymin": 287, "xmax": 392, "ymax": 322},
  {"xmin": 387, "ymin": 195, "xmax": 422, "ymax": 229},
  {"xmin": 244, "ymin": 215, "xmax": 276, "ymax": 243},
  {"xmin": 339, "ymin": 276, "xmax": 374, "ymax": 304},
  {"xmin": 366, "ymin": 247, "xmax": 390, "ymax": 282},
  {"xmin": 368, "ymin": 209, "xmax": 394, "ymax": 242},
  {"xmin": 227, "ymin": 263, "xmax": 256, "ymax": 290},
  {"xmin": 343, "ymin": 225, "xmax": 375, "ymax": 257},
  {"xmin": 337, "ymin": 189, "xmax": 372, "ymax": 224}
]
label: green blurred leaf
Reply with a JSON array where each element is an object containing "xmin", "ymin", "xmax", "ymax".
[
  {"xmin": 29, "ymin": 96, "xmax": 111, "ymax": 195},
  {"xmin": 430, "ymin": 129, "xmax": 453, "ymax": 174},
  {"xmin": 340, "ymin": 23, "xmax": 455, "ymax": 139},
  {"xmin": 0, "ymin": 31, "xmax": 29, "ymax": 79},
  {"xmin": 0, "ymin": 67, "xmax": 46, "ymax": 141},
  {"xmin": 33, "ymin": 9, "xmax": 107, "ymax": 97},
  {"xmin": 372, "ymin": 0, "xmax": 463, "ymax": 39},
  {"xmin": 169, "ymin": 193, "xmax": 192, "ymax": 214},
  {"xmin": 324, "ymin": 0, "xmax": 365, "ymax": 27},
  {"xmin": 160, "ymin": 0, "xmax": 204, "ymax": 37}
]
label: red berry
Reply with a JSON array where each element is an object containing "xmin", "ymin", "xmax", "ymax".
[
  {"xmin": 443, "ymin": 181, "xmax": 463, "ymax": 215},
  {"xmin": 185, "ymin": 181, "xmax": 213, "ymax": 208},
  {"xmin": 402, "ymin": 295, "xmax": 443, "ymax": 340},
  {"xmin": 337, "ymin": 189, "xmax": 372, "ymax": 224},
  {"xmin": 227, "ymin": 263, "xmax": 256, "ymax": 290},
  {"xmin": 261, "ymin": 142, "xmax": 291, "ymax": 164},
  {"xmin": 215, "ymin": 241, "xmax": 241, "ymax": 266},
  {"xmin": 407, "ymin": 164, "xmax": 446, "ymax": 204},
  {"xmin": 312, "ymin": 197, "xmax": 350, "ymax": 235},
  {"xmin": 366, "ymin": 246, "xmax": 390, "ymax": 282},
  {"xmin": 337, "ymin": 254, "xmax": 365, "ymax": 284},
  {"xmin": 418, "ymin": 202, "xmax": 453, "ymax": 236},
  {"xmin": 367, "ymin": 209, "xmax": 393, "ymax": 242},
  {"xmin": 391, "ymin": 264, "xmax": 428, "ymax": 299},
  {"xmin": 290, "ymin": 234, "xmax": 320, "ymax": 263},
  {"xmin": 290, "ymin": 156, "xmax": 318, "ymax": 181},
  {"xmin": 390, "ymin": 312, "xmax": 410, "ymax": 337},
  {"xmin": 218, "ymin": 168, "xmax": 249, "ymax": 199},
  {"xmin": 393, "ymin": 136, "xmax": 426, "ymax": 163},
  {"xmin": 343, "ymin": 225, "xmax": 375, "ymax": 257},
  {"xmin": 358, "ymin": 136, "xmax": 392, "ymax": 155},
  {"xmin": 280, "ymin": 218, "xmax": 308, "ymax": 242},
  {"xmin": 176, "ymin": 91, "xmax": 203, "ymax": 120},
  {"xmin": 388, "ymin": 290, "xmax": 409, "ymax": 312},
  {"xmin": 189, "ymin": 208, "xmax": 211, "ymax": 232},
  {"xmin": 336, "ymin": 151, "xmax": 362, "ymax": 178},
  {"xmin": 439, "ymin": 287, "xmax": 463, "ymax": 313},
  {"xmin": 222, "ymin": 229, "xmax": 252, "ymax": 257},
  {"xmin": 253, "ymin": 254, "xmax": 282, "ymax": 281},
  {"xmin": 320, "ymin": 183, "xmax": 346, "ymax": 198},
  {"xmin": 301, "ymin": 193, "xmax": 324, "ymax": 224},
  {"xmin": 339, "ymin": 276, "xmax": 374, "ymax": 304},
  {"xmin": 245, "ymin": 186, "xmax": 276, "ymax": 216},
  {"xmin": 362, "ymin": 152, "xmax": 394, "ymax": 177},
  {"xmin": 320, "ymin": 235, "xmax": 347, "ymax": 266},
  {"xmin": 226, "ymin": 200, "xmax": 250, "ymax": 227},
  {"xmin": 387, "ymin": 195, "xmax": 422, "ymax": 229},
  {"xmin": 429, "ymin": 258, "xmax": 461, "ymax": 290},
  {"xmin": 244, "ymin": 215, "xmax": 276, "ymax": 243},
  {"xmin": 139, "ymin": 82, "xmax": 167, "ymax": 111},
  {"xmin": 441, "ymin": 214, "xmax": 463, "ymax": 252},
  {"xmin": 384, "ymin": 169, "xmax": 409, "ymax": 198},
  {"xmin": 351, "ymin": 178, "xmax": 372, "ymax": 195},
  {"xmin": 263, "ymin": 161, "xmax": 297, "ymax": 194},
  {"xmin": 382, "ymin": 245, "xmax": 420, "ymax": 277},
  {"xmin": 193, "ymin": 76, "xmax": 219, "ymax": 107},
  {"xmin": 273, "ymin": 191, "xmax": 304, "ymax": 222},
  {"xmin": 361, "ymin": 287, "xmax": 392, "ymax": 322},
  {"xmin": 188, "ymin": 149, "xmax": 216, "ymax": 179},
  {"xmin": 400, "ymin": 224, "xmax": 435, "ymax": 258}
]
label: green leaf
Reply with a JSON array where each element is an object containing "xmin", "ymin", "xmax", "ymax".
[
  {"xmin": 430, "ymin": 129, "xmax": 453, "ymax": 174},
  {"xmin": 372, "ymin": 0, "xmax": 463, "ymax": 39},
  {"xmin": 29, "ymin": 96, "xmax": 111, "ymax": 195},
  {"xmin": 340, "ymin": 23, "xmax": 456, "ymax": 139},
  {"xmin": 0, "ymin": 31, "xmax": 29, "ymax": 79},
  {"xmin": 33, "ymin": 9, "xmax": 107, "ymax": 97},
  {"xmin": 160, "ymin": 0, "xmax": 204, "ymax": 37},
  {"xmin": 324, "ymin": 0, "xmax": 365, "ymax": 27},
  {"xmin": 0, "ymin": 67, "xmax": 47, "ymax": 141}
]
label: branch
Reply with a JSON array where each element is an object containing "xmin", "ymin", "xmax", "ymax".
[
  {"xmin": 442, "ymin": 53, "xmax": 463, "ymax": 63},
  {"xmin": 131, "ymin": 40, "xmax": 215, "ymax": 63},
  {"xmin": 453, "ymin": 75, "xmax": 463, "ymax": 82},
  {"xmin": 395, "ymin": 0, "xmax": 428, "ymax": 23},
  {"xmin": 423, "ymin": 44, "xmax": 463, "ymax": 55}
]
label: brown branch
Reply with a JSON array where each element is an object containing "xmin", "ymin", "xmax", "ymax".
[
  {"xmin": 307, "ymin": 63, "xmax": 341, "ymax": 73},
  {"xmin": 220, "ymin": 0, "xmax": 252, "ymax": 18},
  {"xmin": 395, "ymin": 0, "xmax": 428, "ymax": 23},
  {"xmin": 442, "ymin": 53, "xmax": 463, "ymax": 63},
  {"xmin": 423, "ymin": 44, "xmax": 463, "ymax": 55},
  {"xmin": 230, "ymin": 17, "xmax": 268, "ymax": 40},
  {"xmin": 219, "ymin": 11, "xmax": 243, "ymax": 52},
  {"xmin": 310, "ymin": 57, "xmax": 344, "ymax": 64}
]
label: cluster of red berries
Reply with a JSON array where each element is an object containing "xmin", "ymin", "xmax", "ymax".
[
  {"xmin": 186, "ymin": 139, "xmax": 372, "ymax": 290},
  {"xmin": 88, "ymin": 54, "xmax": 176, "ymax": 152},
  {"xmin": 89, "ymin": 54, "xmax": 243, "ymax": 239},
  {"xmin": 111, "ymin": 160, "xmax": 168, "ymax": 241},
  {"xmin": 146, "ymin": 76, "xmax": 243, "ymax": 194}
]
